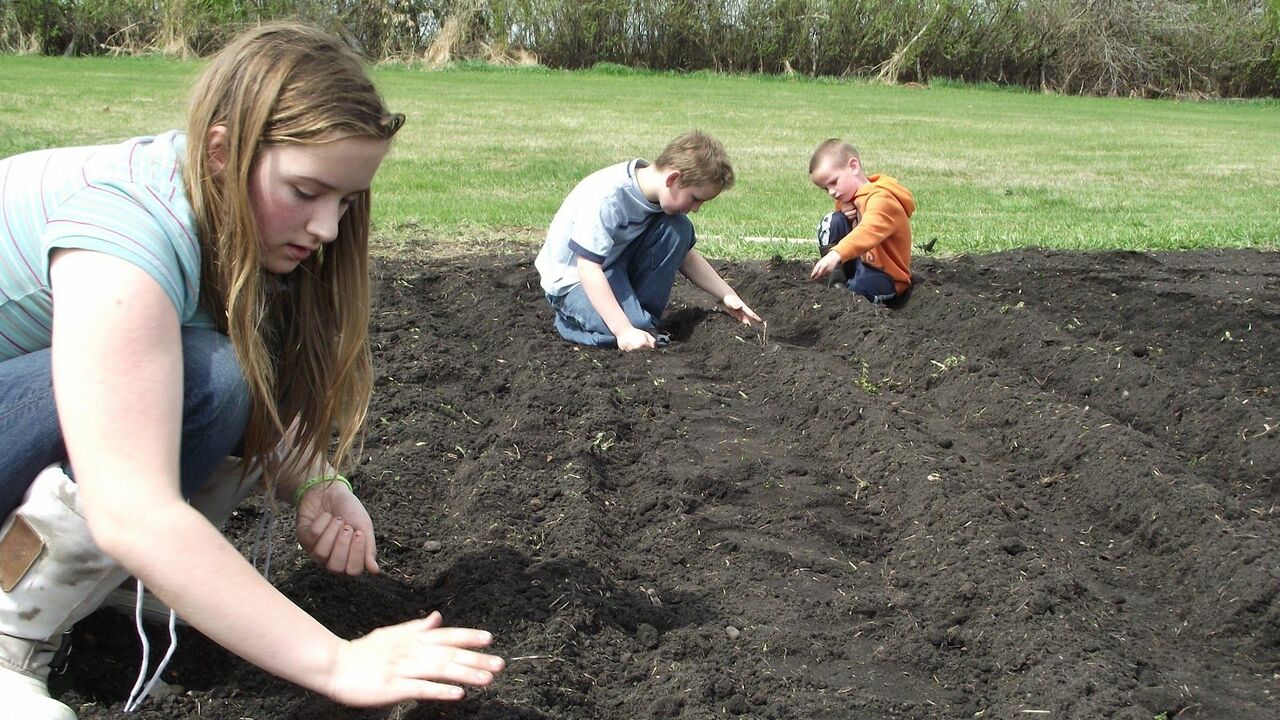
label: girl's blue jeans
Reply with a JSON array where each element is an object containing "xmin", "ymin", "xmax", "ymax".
[
  {"xmin": 0, "ymin": 327, "xmax": 250, "ymax": 521},
  {"xmin": 548, "ymin": 213, "xmax": 695, "ymax": 347},
  {"xmin": 818, "ymin": 211, "xmax": 897, "ymax": 304}
]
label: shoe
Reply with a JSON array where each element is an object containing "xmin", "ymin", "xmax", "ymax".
[
  {"xmin": 0, "ymin": 657, "xmax": 76, "ymax": 720},
  {"xmin": 0, "ymin": 465, "xmax": 129, "ymax": 719},
  {"xmin": 0, "ymin": 459, "xmax": 259, "ymax": 716},
  {"xmin": 653, "ymin": 331, "xmax": 671, "ymax": 347}
]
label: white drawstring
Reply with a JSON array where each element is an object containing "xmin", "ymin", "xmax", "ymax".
[
  {"xmin": 122, "ymin": 504, "xmax": 276, "ymax": 713},
  {"xmin": 122, "ymin": 578, "xmax": 179, "ymax": 713},
  {"xmin": 249, "ymin": 505, "xmax": 277, "ymax": 577}
]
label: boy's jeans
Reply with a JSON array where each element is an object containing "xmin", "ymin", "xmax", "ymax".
[
  {"xmin": 818, "ymin": 211, "xmax": 897, "ymax": 304},
  {"xmin": 0, "ymin": 327, "xmax": 250, "ymax": 521},
  {"xmin": 548, "ymin": 213, "xmax": 695, "ymax": 347}
]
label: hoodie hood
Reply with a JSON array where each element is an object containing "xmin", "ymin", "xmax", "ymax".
[{"xmin": 860, "ymin": 174, "xmax": 915, "ymax": 217}]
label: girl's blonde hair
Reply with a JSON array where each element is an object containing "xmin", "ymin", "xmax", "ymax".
[{"xmin": 184, "ymin": 22, "xmax": 404, "ymax": 490}]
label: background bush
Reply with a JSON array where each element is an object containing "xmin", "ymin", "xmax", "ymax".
[{"xmin": 2, "ymin": 0, "xmax": 1276, "ymax": 97}]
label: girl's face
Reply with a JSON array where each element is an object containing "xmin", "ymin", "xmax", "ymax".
[{"xmin": 248, "ymin": 135, "xmax": 389, "ymax": 274}]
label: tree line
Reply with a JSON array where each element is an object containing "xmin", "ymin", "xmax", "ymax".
[{"xmin": 4, "ymin": 0, "xmax": 1278, "ymax": 98}]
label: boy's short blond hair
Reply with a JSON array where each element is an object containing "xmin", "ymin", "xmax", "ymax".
[
  {"xmin": 809, "ymin": 138, "xmax": 860, "ymax": 174},
  {"xmin": 655, "ymin": 131, "xmax": 735, "ymax": 190}
]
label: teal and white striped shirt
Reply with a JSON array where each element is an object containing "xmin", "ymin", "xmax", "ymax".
[{"xmin": 0, "ymin": 131, "xmax": 210, "ymax": 361}]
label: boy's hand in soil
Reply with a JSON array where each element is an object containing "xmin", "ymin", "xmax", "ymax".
[
  {"xmin": 298, "ymin": 480, "xmax": 380, "ymax": 576},
  {"xmin": 327, "ymin": 610, "xmax": 505, "ymax": 706},
  {"xmin": 811, "ymin": 251, "xmax": 844, "ymax": 281},
  {"xmin": 721, "ymin": 293, "xmax": 763, "ymax": 325},
  {"xmin": 617, "ymin": 326, "xmax": 657, "ymax": 352}
]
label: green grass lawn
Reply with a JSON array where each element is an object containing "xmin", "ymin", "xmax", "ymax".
[{"xmin": 2, "ymin": 55, "xmax": 1277, "ymax": 260}]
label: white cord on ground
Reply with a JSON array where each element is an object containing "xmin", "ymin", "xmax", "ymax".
[
  {"xmin": 249, "ymin": 506, "xmax": 277, "ymax": 578},
  {"xmin": 122, "ymin": 579, "xmax": 179, "ymax": 713},
  {"xmin": 121, "ymin": 505, "xmax": 276, "ymax": 712}
]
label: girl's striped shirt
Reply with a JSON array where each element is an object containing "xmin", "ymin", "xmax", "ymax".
[{"xmin": 0, "ymin": 131, "xmax": 210, "ymax": 361}]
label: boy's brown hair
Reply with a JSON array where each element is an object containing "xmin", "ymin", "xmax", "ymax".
[
  {"xmin": 808, "ymin": 138, "xmax": 860, "ymax": 174},
  {"xmin": 655, "ymin": 131, "xmax": 735, "ymax": 190}
]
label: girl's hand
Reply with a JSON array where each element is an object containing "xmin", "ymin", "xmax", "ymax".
[
  {"xmin": 327, "ymin": 611, "xmax": 505, "ymax": 707},
  {"xmin": 297, "ymin": 480, "xmax": 379, "ymax": 576}
]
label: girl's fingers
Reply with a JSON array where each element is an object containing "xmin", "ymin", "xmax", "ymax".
[
  {"xmin": 344, "ymin": 530, "xmax": 366, "ymax": 575},
  {"xmin": 441, "ymin": 647, "xmax": 507, "ymax": 673},
  {"xmin": 409, "ymin": 644, "xmax": 504, "ymax": 670},
  {"xmin": 420, "ymin": 627, "xmax": 497, "ymax": 650},
  {"xmin": 364, "ymin": 532, "xmax": 380, "ymax": 574},
  {"xmin": 326, "ymin": 523, "xmax": 355, "ymax": 573},
  {"xmin": 401, "ymin": 679, "xmax": 466, "ymax": 702},
  {"xmin": 401, "ymin": 661, "xmax": 496, "ymax": 688},
  {"xmin": 399, "ymin": 646, "xmax": 505, "ymax": 686},
  {"xmin": 311, "ymin": 516, "xmax": 343, "ymax": 561}
]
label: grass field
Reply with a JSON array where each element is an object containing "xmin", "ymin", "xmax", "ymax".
[{"xmin": 1, "ymin": 55, "xmax": 1277, "ymax": 260}]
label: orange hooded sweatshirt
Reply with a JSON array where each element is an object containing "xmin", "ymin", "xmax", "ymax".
[{"xmin": 830, "ymin": 174, "xmax": 916, "ymax": 294}]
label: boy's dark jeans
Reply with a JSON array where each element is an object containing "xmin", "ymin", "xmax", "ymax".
[
  {"xmin": 817, "ymin": 211, "xmax": 896, "ymax": 304},
  {"xmin": 548, "ymin": 214, "xmax": 694, "ymax": 347}
]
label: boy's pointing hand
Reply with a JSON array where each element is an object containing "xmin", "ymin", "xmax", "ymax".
[
  {"xmin": 617, "ymin": 326, "xmax": 657, "ymax": 352},
  {"xmin": 722, "ymin": 293, "xmax": 762, "ymax": 325},
  {"xmin": 811, "ymin": 252, "xmax": 843, "ymax": 280}
]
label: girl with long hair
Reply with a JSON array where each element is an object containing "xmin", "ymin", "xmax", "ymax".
[{"xmin": 0, "ymin": 22, "xmax": 504, "ymax": 718}]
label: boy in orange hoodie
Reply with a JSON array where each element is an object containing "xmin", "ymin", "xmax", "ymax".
[{"xmin": 808, "ymin": 138, "xmax": 916, "ymax": 304}]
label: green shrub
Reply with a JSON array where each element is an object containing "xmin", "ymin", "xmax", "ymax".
[{"xmin": 2, "ymin": 0, "xmax": 1276, "ymax": 97}]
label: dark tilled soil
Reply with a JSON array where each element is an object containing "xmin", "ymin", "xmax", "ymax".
[{"xmin": 66, "ymin": 248, "xmax": 1279, "ymax": 719}]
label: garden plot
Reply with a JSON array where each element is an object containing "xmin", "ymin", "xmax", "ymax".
[{"xmin": 68, "ymin": 248, "xmax": 1279, "ymax": 719}]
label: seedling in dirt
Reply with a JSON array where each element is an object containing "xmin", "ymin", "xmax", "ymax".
[
  {"xmin": 853, "ymin": 477, "xmax": 872, "ymax": 500},
  {"xmin": 930, "ymin": 355, "xmax": 965, "ymax": 374},
  {"xmin": 854, "ymin": 361, "xmax": 879, "ymax": 394},
  {"xmin": 590, "ymin": 431, "xmax": 616, "ymax": 453}
]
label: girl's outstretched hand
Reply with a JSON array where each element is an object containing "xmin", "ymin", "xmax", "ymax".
[
  {"xmin": 326, "ymin": 611, "xmax": 505, "ymax": 707},
  {"xmin": 297, "ymin": 480, "xmax": 380, "ymax": 576}
]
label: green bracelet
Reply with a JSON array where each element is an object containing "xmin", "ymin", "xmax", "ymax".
[{"xmin": 293, "ymin": 474, "xmax": 353, "ymax": 505}]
